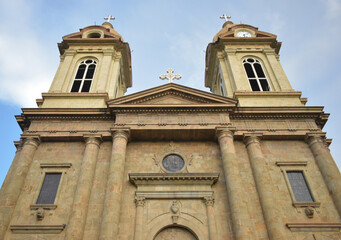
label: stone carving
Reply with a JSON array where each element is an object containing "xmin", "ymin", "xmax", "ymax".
[
  {"xmin": 36, "ymin": 208, "xmax": 45, "ymax": 221},
  {"xmin": 135, "ymin": 196, "xmax": 146, "ymax": 207},
  {"xmin": 170, "ymin": 200, "xmax": 181, "ymax": 224},
  {"xmin": 203, "ymin": 196, "xmax": 215, "ymax": 206},
  {"xmin": 304, "ymin": 207, "xmax": 314, "ymax": 218}
]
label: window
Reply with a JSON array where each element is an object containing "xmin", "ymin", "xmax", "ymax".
[
  {"xmin": 71, "ymin": 59, "xmax": 97, "ymax": 92},
  {"xmin": 287, "ymin": 171, "xmax": 314, "ymax": 202},
  {"xmin": 36, "ymin": 173, "xmax": 62, "ymax": 204},
  {"xmin": 243, "ymin": 58, "xmax": 270, "ymax": 91}
]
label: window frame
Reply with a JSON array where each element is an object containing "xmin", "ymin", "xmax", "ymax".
[
  {"xmin": 70, "ymin": 59, "xmax": 98, "ymax": 93},
  {"xmin": 30, "ymin": 163, "xmax": 71, "ymax": 210},
  {"xmin": 242, "ymin": 57, "xmax": 272, "ymax": 92},
  {"xmin": 276, "ymin": 161, "xmax": 320, "ymax": 208}
]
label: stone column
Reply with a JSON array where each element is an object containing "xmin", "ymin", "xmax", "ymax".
[
  {"xmin": 134, "ymin": 196, "xmax": 145, "ymax": 240},
  {"xmin": 203, "ymin": 196, "xmax": 218, "ymax": 240},
  {"xmin": 0, "ymin": 136, "xmax": 40, "ymax": 239},
  {"xmin": 65, "ymin": 135, "xmax": 102, "ymax": 240},
  {"xmin": 99, "ymin": 129, "xmax": 130, "ymax": 240},
  {"xmin": 0, "ymin": 141, "xmax": 22, "ymax": 197},
  {"xmin": 306, "ymin": 134, "xmax": 341, "ymax": 215},
  {"xmin": 216, "ymin": 128, "xmax": 253, "ymax": 240},
  {"xmin": 244, "ymin": 134, "xmax": 285, "ymax": 240}
]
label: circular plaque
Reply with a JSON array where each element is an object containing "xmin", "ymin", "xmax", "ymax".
[{"xmin": 162, "ymin": 154, "xmax": 185, "ymax": 172}]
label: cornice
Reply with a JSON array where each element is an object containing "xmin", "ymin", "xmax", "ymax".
[
  {"xmin": 110, "ymin": 106, "xmax": 233, "ymax": 114},
  {"xmin": 129, "ymin": 173, "xmax": 219, "ymax": 185}
]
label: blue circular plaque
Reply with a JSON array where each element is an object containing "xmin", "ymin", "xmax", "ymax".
[{"xmin": 162, "ymin": 154, "xmax": 185, "ymax": 172}]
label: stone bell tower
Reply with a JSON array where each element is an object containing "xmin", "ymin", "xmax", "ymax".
[
  {"xmin": 205, "ymin": 18, "xmax": 306, "ymax": 107},
  {"xmin": 37, "ymin": 19, "xmax": 132, "ymax": 108}
]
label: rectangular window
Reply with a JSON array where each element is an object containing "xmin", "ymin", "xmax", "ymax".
[
  {"xmin": 287, "ymin": 171, "xmax": 314, "ymax": 202},
  {"xmin": 36, "ymin": 173, "xmax": 62, "ymax": 204}
]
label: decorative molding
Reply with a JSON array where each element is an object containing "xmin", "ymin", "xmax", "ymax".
[
  {"xmin": 40, "ymin": 163, "xmax": 72, "ymax": 169},
  {"xmin": 135, "ymin": 191, "xmax": 214, "ymax": 199},
  {"xmin": 129, "ymin": 173, "xmax": 219, "ymax": 186},
  {"xmin": 292, "ymin": 202, "xmax": 321, "ymax": 208},
  {"xmin": 30, "ymin": 204, "xmax": 58, "ymax": 210},
  {"xmin": 203, "ymin": 196, "xmax": 215, "ymax": 206},
  {"xmin": 276, "ymin": 161, "xmax": 307, "ymax": 167},
  {"xmin": 286, "ymin": 223, "xmax": 341, "ymax": 232},
  {"xmin": 135, "ymin": 196, "xmax": 146, "ymax": 207},
  {"xmin": 10, "ymin": 224, "xmax": 66, "ymax": 234}
]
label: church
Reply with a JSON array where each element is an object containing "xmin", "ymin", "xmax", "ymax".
[{"xmin": 0, "ymin": 15, "xmax": 341, "ymax": 240}]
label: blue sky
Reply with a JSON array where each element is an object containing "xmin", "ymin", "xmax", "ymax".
[{"xmin": 0, "ymin": 0, "xmax": 340, "ymax": 185}]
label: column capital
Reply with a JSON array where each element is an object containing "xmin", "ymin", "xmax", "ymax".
[
  {"xmin": 135, "ymin": 196, "xmax": 145, "ymax": 207},
  {"xmin": 14, "ymin": 141, "xmax": 23, "ymax": 152},
  {"xmin": 83, "ymin": 134, "xmax": 103, "ymax": 147},
  {"xmin": 203, "ymin": 196, "xmax": 215, "ymax": 206},
  {"xmin": 305, "ymin": 133, "xmax": 325, "ymax": 147},
  {"xmin": 216, "ymin": 127, "xmax": 235, "ymax": 140},
  {"xmin": 243, "ymin": 133, "xmax": 263, "ymax": 147},
  {"xmin": 22, "ymin": 135, "xmax": 41, "ymax": 149},
  {"xmin": 111, "ymin": 128, "xmax": 130, "ymax": 141}
]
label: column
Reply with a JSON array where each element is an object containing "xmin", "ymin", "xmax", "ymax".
[
  {"xmin": 216, "ymin": 128, "xmax": 254, "ymax": 240},
  {"xmin": 65, "ymin": 135, "xmax": 102, "ymax": 240},
  {"xmin": 134, "ymin": 196, "xmax": 145, "ymax": 240},
  {"xmin": 0, "ymin": 141, "xmax": 22, "ymax": 198},
  {"xmin": 306, "ymin": 134, "xmax": 341, "ymax": 215},
  {"xmin": 203, "ymin": 196, "xmax": 218, "ymax": 240},
  {"xmin": 99, "ymin": 129, "xmax": 130, "ymax": 240},
  {"xmin": 0, "ymin": 136, "xmax": 40, "ymax": 239},
  {"xmin": 244, "ymin": 134, "xmax": 285, "ymax": 240}
]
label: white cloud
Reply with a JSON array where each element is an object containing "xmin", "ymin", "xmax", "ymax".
[
  {"xmin": 326, "ymin": 0, "xmax": 341, "ymax": 19},
  {"xmin": 0, "ymin": 0, "xmax": 55, "ymax": 107}
]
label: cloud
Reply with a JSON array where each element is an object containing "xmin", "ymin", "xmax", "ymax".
[
  {"xmin": 326, "ymin": 0, "xmax": 341, "ymax": 19},
  {"xmin": 0, "ymin": 1, "xmax": 55, "ymax": 107}
]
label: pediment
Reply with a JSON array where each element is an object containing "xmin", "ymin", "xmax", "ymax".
[{"xmin": 108, "ymin": 83, "xmax": 238, "ymax": 107}]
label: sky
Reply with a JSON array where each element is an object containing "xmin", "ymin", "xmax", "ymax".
[{"xmin": 0, "ymin": 0, "xmax": 340, "ymax": 185}]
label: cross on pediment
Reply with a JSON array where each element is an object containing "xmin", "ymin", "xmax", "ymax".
[
  {"xmin": 220, "ymin": 14, "xmax": 231, "ymax": 22},
  {"xmin": 159, "ymin": 69, "xmax": 182, "ymax": 83},
  {"xmin": 104, "ymin": 15, "xmax": 115, "ymax": 23}
]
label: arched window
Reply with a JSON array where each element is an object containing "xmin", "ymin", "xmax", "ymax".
[
  {"xmin": 243, "ymin": 58, "xmax": 271, "ymax": 91},
  {"xmin": 70, "ymin": 59, "xmax": 97, "ymax": 92}
]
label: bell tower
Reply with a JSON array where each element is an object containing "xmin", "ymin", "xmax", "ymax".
[
  {"xmin": 205, "ymin": 18, "xmax": 306, "ymax": 107},
  {"xmin": 37, "ymin": 19, "xmax": 132, "ymax": 108}
]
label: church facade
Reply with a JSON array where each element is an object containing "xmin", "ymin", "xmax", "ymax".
[{"xmin": 0, "ymin": 18, "xmax": 341, "ymax": 240}]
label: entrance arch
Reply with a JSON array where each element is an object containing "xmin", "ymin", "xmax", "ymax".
[{"xmin": 154, "ymin": 226, "xmax": 198, "ymax": 240}]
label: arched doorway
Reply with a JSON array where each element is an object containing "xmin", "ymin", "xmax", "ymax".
[{"xmin": 154, "ymin": 226, "xmax": 198, "ymax": 240}]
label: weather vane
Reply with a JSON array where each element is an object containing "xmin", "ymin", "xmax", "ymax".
[
  {"xmin": 220, "ymin": 14, "xmax": 231, "ymax": 22},
  {"xmin": 159, "ymin": 69, "xmax": 182, "ymax": 83},
  {"xmin": 104, "ymin": 15, "xmax": 115, "ymax": 23}
]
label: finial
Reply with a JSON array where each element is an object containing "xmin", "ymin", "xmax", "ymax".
[
  {"xmin": 220, "ymin": 14, "xmax": 231, "ymax": 22},
  {"xmin": 104, "ymin": 15, "xmax": 115, "ymax": 23},
  {"xmin": 159, "ymin": 69, "xmax": 182, "ymax": 83}
]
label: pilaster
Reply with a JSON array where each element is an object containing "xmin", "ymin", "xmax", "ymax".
[
  {"xmin": 203, "ymin": 196, "xmax": 218, "ymax": 240},
  {"xmin": 306, "ymin": 133, "xmax": 341, "ymax": 216},
  {"xmin": 244, "ymin": 133, "xmax": 285, "ymax": 239},
  {"xmin": 99, "ymin": 129, "xmax": 130, "ymax": 240},
  {"xmin": 216, "ymin": 128, "xmax": 255, "ymax": 240},
  {"xmin": 0, "ymin": 136, "xmax": 40, "ymax": 239},
  {"xmin": 65, "ymin": 134, "xmax": 102, "ymax": 240},
  {"xmin": 134, "ymin": 196, "xmax": 145, "ymax": 240}
]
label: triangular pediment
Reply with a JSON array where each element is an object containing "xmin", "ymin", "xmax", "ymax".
[{"xmin": 108, "ymin": 83, "xmax": 238, "ymax": 107}]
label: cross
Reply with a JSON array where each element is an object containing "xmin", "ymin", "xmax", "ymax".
[
  {"xmin": 159, "ymin": 69, "xmax": 182, "ymax": 83},
  {"xmin": 220, "ymin": 14, "xmax": 231, "ymax": 22},
  {"xmin": 104, "ymin": 15, "xmax": 115, "ymax": 23}
]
